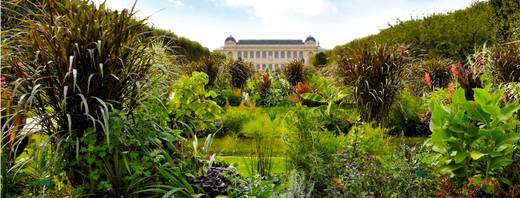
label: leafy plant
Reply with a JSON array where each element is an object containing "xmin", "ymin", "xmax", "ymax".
[
  {"xmin": 283, "ymin": 59, "xmax": 306, "ymax": 86},
  {"xmin": 386, "ymin": 89, "xmax": 429, "ymax": 136},
  {"xmin": 288, "ymin": 82, "xmax": 317, "ymax": 106},
  {"xmin": 428, "ymin": 86, "xmax": 520, "ymax": 193},
  {"xmin": 336, "ymin": 43, "xmax": 410, "ymax": 125},
  {"xmin": 227, "ymin": 59, "xmax": 253, "ymax": 89},
  {"xmin": 168, "ymin": 72, "xmax": 223, "ymax": 135},
  {"xmin": 184, "ymin": 55, "xmax": 222, "ymax": 89},
  {"xmin": 2, "ymin": 0, "xmax": 154, "ymax": 189},
  {"xmin": 450, "ymin": 47, "xmax": 489, "ymax": 100}
]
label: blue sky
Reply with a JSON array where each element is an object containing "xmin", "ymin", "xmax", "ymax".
[{"xmin": 92, "ymin": 0, "xmax": 482, "ymax": 50}]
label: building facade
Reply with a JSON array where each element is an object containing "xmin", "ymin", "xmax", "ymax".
[{"xmin": 215, "ymin": 35, "xmax": 320, "ymax": 71}]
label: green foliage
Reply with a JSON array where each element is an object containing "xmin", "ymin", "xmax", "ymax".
[
  {"xmin": 335, "ymin": 2, "xmax": 494, "ymax": 60},
  {"xmin": 142, "ymin": 27, "xmax": 210, "ymax": 63},
  {"xmin": 249, "ymin": 72, "xmax": 290, "ymax": 107},
  {"xmin": 428, "ymin": 87, "xmax": 520, "ymax": 193},
  {"xmin": 2, "ymin": 0, "xmax": 155, "ymax": 188},
  {"xmin": 311, "ymin": 51, "xmax": 328, "ymax": 67},
  {"xmin": 336, "ymin": 43, "xmax": 410, "ymax": 125},
  {"xmin": 227, "ymin": 59, "xmax": 253, "ymax": 89},
  {"xmin": 386, "ymin": 90, "xmax": 429, "ymax": 136},
  {"xmin": 184, "ymin": 55, "xmax": 223, "ymax": 89},
  {"xmin": 241, "ymin": 114, "xmax": 280, "ymax": 177},
  {"xmin": 168, "ymin": 72, "xmax": 223, "ymax": 135},
  {"xmin": 285, "ymin": 107, "xmax": 348, "ymax": 196},
  {"xmin": 218, "ymin": 106, "xmax": 259, "ymax": 137},
  {"xmin": 283, "ymin": 59, "xmax": 306, "ymax": 86},
  {"xmin": 217, "ymin": 89, "xmax": 242, "ymax": 106},
  {"xmin": 490, "ymin": 0, "xmax": 520, "ymax": 42}
]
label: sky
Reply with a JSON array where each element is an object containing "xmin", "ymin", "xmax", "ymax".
[{"xmin": 92, "ymin": 0, "xmax": 482, "ymax": 51}]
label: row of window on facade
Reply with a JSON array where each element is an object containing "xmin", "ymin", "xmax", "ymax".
[
  {"xmin": 254, "ymin": 63, "xmax": 287, "ymax": 71},
  {"xmin": 237, "ymin": 51, "xmax": 304, "ymax": 59}
]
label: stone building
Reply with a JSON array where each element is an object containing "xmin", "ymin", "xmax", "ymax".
[{"xmin": 215, "ymin": 35, "xmax": 321, "ymax": 71}]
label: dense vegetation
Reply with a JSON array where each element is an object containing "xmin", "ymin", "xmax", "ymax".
[
  {"xmin": 331, "ymin": 0, "xmax": 519, "ymax": 61},
  {"xmin": 1, "ymin": 0, "xmax": 519, "ymax": 197}
]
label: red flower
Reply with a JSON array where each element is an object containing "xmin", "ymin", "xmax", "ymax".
[
  {"xmin": 451, "ymin": 63, "xmax": 462, "ymax": 78},
  {"xmin": 424, "ymin": 72, "xmax": 432, "ymax": 89}
]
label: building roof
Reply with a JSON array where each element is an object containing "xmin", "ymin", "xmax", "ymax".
[
  {"xmin": 305, "ymin": 35, "xmax": 316, "ymax": 42},
  {"xmin": 237, "ymin": 39, "xmax": 304, "ymax": 45},
  {"xmin": 225, "ymin": 35, "xmax": 236, "ymax": 42}
]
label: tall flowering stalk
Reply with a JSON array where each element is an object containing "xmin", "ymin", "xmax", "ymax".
[{"xmin": 450, "ymin": 50, "xmax": 488, "ymax": 100}]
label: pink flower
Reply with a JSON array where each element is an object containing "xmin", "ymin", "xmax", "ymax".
[
  {"xmin": 0, "ymin": 75, "xmax": 6, "ymax": 87},
  {"xmin": 476, "ymin": 53, "xmax": 484, "ymax": 73}
]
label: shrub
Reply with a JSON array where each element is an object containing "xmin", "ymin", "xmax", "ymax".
[
  {"xmin": 283, "ymin": 59, "xmax": 306, "ymax": 86},
  {"xmin": 421, "ymin": 58, "xmax": 454, "ymax": 89},
  {"xmin": 168, "ymin": 72, "xmax": 223, "ymax": 135},
  {"xmin": 288, "ymin": 82, "xmax": 317, "ymax": 106},
  {"xmin": 428, "ymin": 86, "xmax": 520, "ymax": 194},
  {"xmin": 386, "ymin": 89, "xmax": 429, "ymax": 136},
  {"xmin": 491, "ymin": 43, "xmax": 520, "ymax": 83},
  {"xmin": 228, "ymin": 59, "xmax": 253, "ymax": 89},
  {"xmin": 311, "ymin": 51, "xmax": 328, "ymax": 67},
  {"xmin": 285, "ymin": 107, "xmax": 347, "ymax": 196},
  {"xmin": 2, "ymin": 0, "xmax": 153, "ymax": 190},
  {"xmin": 217, "ymin": 89, "xmax": 242, "ymax": 106},
  {"xmin": 184, "ymin": 55, "xmax": 222, "ymax": 89},
  {"xmin": 218, "ymin": 107, "xmax": 257, "ymax": 137},
  {"xmin": 336, "ymin": 43, "xmax": 410, "ymax": 124}
]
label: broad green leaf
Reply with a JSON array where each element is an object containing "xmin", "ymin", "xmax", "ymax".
[
  {"xmin": 470, "ymin": 151, "xmax": 487, "ymax": 160},
  {"xmin": 490, "ymin": 157, "xmax": 513, "ymax": 170},
  {"xmin": 498, "ymin": 103, "xmax": 520, "ymax": 122},
  {"xmin": 454, "ymin": 152, "xmax": 469, "ymax": 163},
  {"xmin": 301, "ymin": 93, "xmax": 326, "ymax": 103},
  {"xmin": 474, "ymin": 88, "xmax": 491, "ymax": 105},
  {"xmin": 430, "ymin": 104, "xmax": 447, "ymax": 131},
  {"xmin": 451, "ymin": 89, "xmax": 466, "ymax": 105}
]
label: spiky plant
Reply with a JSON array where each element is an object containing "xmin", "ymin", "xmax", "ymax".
[
  {"xmin": 283, "ymin": 59, "xmax": 306, "ymax": 87},
  {"xmin": 227, "ymin": 58, "xmax": 253, "ymax": 89},
  {"xmin": 422, "ymin": 58, "xmax": 454, "ymax": 89},
  {"xmin": 2, "ymin": 0, "xmax": 153, "ymax": 190},
  {"xmin": 491, "ymin": 42, "xmax": 520, "ymax": 83},
  {"xmin": 336, "ymin": 44, "xmax": 410, "ymax": 125}
]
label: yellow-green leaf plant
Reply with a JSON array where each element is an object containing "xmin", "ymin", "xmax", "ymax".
[{"xmin": 428, "ymin": 86, "xmax": 520, "ymax": 193}]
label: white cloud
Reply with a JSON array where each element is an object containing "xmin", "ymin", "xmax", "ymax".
[
  {"xmin": 90, "ymin": 0, "xmax": 481, "ymax": 50},
  {"xmin": 218, "ymin": 0, "xmax": 331, "ymax": 24},
  {"xmin": 168, "ymin": 0, "xmax": 184, "ymax": 7}
]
